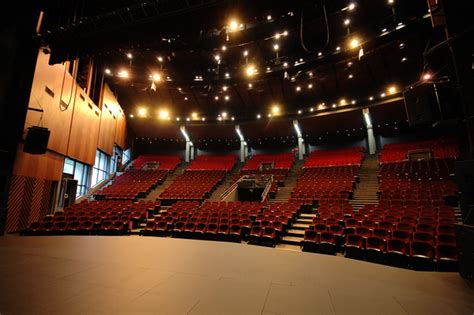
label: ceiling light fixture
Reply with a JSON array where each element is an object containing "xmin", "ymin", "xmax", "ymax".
[{"xmin": 229, "ymin": 20, "xmax": 239, "ymax": 32}]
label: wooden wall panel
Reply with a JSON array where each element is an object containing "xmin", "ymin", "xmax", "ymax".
[
  {"xmin": 25, "ymin": 51, "xmax": 75, "ymax": 155},
  {"xmin": 115, "ymin": 110, "xmax": 127, "ymax": 149},
  {"xmin": 99, "ymin": 84, "xmax": 127, "ymax": 153},
  {"xmin": 67, "ymin": 88, "xmax": 101, "ymax": 165},
  {"xmin": 13, "ymin": 144, "xmax": 64, "ymax": 181},
  {"xmin": 6, "ymin": 175, "xmax": 52, "ymax": 233}
]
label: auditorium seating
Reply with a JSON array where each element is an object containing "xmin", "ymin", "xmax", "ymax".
[
  {"xmin": 23, "ymin": 199, "xmax": 161, "ymax": 236},
  {"xmin": 186, "ymin": 155, "xmax": 237, "ymax": 171},
  {"xmin": 132, "ymin": 154, "xmax": 181, "ymax": 170},
  {"xmin": 378, "ymin": 159, "xmax": 458, "ymax": 207},
  {"xmin": 242, "ymin": 153, "xmax": 294, "ymax": 171},
  {"xmin": 159, "ymin": 170, "xmax": 226, "ymax": 203},
  {"xmin": 290, "ymin": 166, "xmax": 358, "ymax": 205},
  {"xmin": 304, "ymin": 147, "xmax": 364, "ymax": 168},
  {"xmin": 141, "ymin": 200, "xmax": 302, "ymax": 247},
  {"xmin": 95, "ymin": 169, "xmax": 167, "ymax": 200},
  {"xmin": 379, "ymin": 138, "xmax": 459, "ymax": 164}
]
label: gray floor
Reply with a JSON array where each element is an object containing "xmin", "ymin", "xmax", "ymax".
[{"xmin": 0, "ymin": 236, "xmax": 473, "ymax": 315}]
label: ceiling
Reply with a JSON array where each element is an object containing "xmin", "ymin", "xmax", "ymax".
[{"xmin": 38, "ymin": 0, "xmax": 442, "ymax": 141}]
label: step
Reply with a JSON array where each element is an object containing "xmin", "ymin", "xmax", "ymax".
[
  {"xmin": 287, "ymin": 229, "xmax": 305, "ymax": 237},
  {"xmin": 275, "ymin": 243, "xmax": 301, "ymax": 252},
  {"xmin": 280, "ymin": 235, "xmax": 303, "ymax": 246},
  {"xmin": 291, "ymin": 223, "xmax": 310, "ymax": 230},
  {"xmin": 295, "ymin": 218, "xmax": 313, "ymax": 224},
  {"xmin": 299, "ymin": 213, "xmax": 317, "ymax": 219}
]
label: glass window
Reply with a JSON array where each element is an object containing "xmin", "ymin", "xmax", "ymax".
[
  {"xmin": 63, "ymin": 158, "xmax": 75, "ymax": 175},
  {"xmin": 63, "ymin": 157, "xmax": 90, "ymax": 198},
  {"xmin": 123, "ymin": 148, "xmax": 131, "ymax": 164},
  {"xmin": 91, "ymin": 149, "xmax": 111, "ymax": 187}
]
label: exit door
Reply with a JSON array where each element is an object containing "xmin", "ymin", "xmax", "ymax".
[{"xmin": 58, "ymin": 175, "xmax": 78, "ymax": 209}]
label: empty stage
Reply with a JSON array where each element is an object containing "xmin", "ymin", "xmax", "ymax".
[{"xmin": 0, "ymin": 236, "xmax": 473, "ymax": 314}]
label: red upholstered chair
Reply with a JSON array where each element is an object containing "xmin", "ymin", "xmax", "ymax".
[
  {"xmin": 436, "ymin": 244, "xmax": 458, "ymax": 272},
  {"xmin": 386, "ymin": 239, "xmax": 409, "ymax": 268},
  {"xmin": 410, "ymin": 241, "xmax": 435, "ymax": 271},
  {"xmin": 344, "ymin": 234, "xmax": 364, "ymax": 259},
  {"xmin": 365, "ymin": 236, "xmax": 386, "ymax": 263},
  {"xmin": 302, "ymin": 229, "xmax": 319, "ymax": 252}
]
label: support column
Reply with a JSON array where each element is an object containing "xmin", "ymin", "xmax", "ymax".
[
  {"xmin": 297, "ymin": 136, "xmax": 305, "ymax": 160},
  {"xmin": 235, "ymin": 125, "xmax": 246, "ymax": 163},
  {"xmin": 293, "ymin": 120, "xmax": 305, "ymax": 160},
  {"xmin": 180, "ymin": 126, "xmax": 192, "ymax": 163},
  {"xmin": 190, "ymin": 142, "xmax": 195, "ymax": 161},
  {"xmin": 363, "ymin": 108, "xmax": 376, "ymax": 155},
  {"xmin": 185, "ymin": 141, "xmax": 191, "ymax": 162},
  {"xmin": 240, "ymin": 141, "xmax": 246, "ymax": 162}
]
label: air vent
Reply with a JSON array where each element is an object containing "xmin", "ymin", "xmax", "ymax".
[
  {"xmin": 79, "ymin": 94, "xmax": 85, "ymax": 101},
  {"xmin": 88, "ymin": 103, "xmax": 93, "ymax": 110},
  {"xmin": 44, "ymin": 86, "xmax": 55, "ymax": 97},
  {"xmin": 95, "ymin": 110, "xmax": 100, "ymax": 117}
]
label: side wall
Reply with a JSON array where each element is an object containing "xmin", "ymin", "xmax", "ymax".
[{"xmin": 6, "ymin": 51, "xmax": 127, "ymax": 232}]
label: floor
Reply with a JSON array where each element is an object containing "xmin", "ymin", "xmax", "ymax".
[{"xmin": 0, "ymin": 236, "xmax": 473, "ymax": 315}]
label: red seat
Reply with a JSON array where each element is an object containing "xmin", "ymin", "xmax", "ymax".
[
  {"xmin": 302, "ymin": 229, "xmax": 319, "ymax": 252},
  {"xmin": 436, "ymin": 244, "xmax": 458, "ymax": 272},
  {"xmin": 410, "ymin": 241, "xmax": 435, "ymax": 271},
  {"xmin": 344, "ymin": 234, "xmax": 364, "ymax": 259},
  {"xmin": 319, "ymin": 232, "xmax": 337, "ymax": 255},
  {"xmin": 365, "ymin": 236, "xmax": 386, "ymax": 263},
  {"xmin": 413, "ymin": 232, "xmax": 435, "ymax": 246},
  {"xmin": 386, "ymin": 239, "xmax": 409, "ymax": 268}
]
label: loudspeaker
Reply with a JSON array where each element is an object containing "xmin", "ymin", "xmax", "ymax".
[
  {"xmin": 455, "ymin": 160, "xmax": 474, "ymax": 224},
  {"xmin": 403, "ymin": 83, "xmax": 442, "ymax": 126},
  {"xmin": 23, "ymin": 126, "xmax": 50, "ymax": 154},
  {"xmin": 455, "ymin": 223, "xmax": 474, "ymax": 281}
]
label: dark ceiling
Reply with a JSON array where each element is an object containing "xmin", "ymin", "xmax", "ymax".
[{"xmin": 38, "ymin": 0, "xmax": 446, "ymax": 141}]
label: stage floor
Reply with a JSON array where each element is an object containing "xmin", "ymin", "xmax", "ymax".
[{"xmin": 0, "ymin": 235, "xmax": 473, "ymax": 314}]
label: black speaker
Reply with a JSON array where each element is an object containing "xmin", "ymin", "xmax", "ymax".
[
  {"xmin": 23, "ymin": 126, "xmax": 50, "ymax": 154},
  {"xmin": 403, "ymin": 83, "xmax": 442, "ymax": 126},
  {"xmin": 455, "ymin": 160, "xmax": 474, "ymax": 224},
  {"xmin": 455, "ymin": 223, "xmax": 474, "ymax": 281}
]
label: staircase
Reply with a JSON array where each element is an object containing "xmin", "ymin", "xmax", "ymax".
[
  {"xmin": 208, "ymin": 163, "xmax": 243, "ymax": 200},
  {"xmin": 275, "ymin": 160, "xmax": 310, "ymax": 248},
  {"xmin": 270, "ymin": 160, "xmax": 304, "ymax": 204},
  {"xmin": 142, "ymin": 165, "xmax": 186, "ymax": 201},
  {"xmin": 350, "ymin": 155, "xmax": 380, "ymax": 211}
]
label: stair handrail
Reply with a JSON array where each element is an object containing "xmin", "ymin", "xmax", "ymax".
[
  {"xmin": 219, "ymin": 176, "xmax": 242, "ymax": 200},
  {"xmin": 260, "ymin": 174, "xmax": 273, "ymax": 204}
]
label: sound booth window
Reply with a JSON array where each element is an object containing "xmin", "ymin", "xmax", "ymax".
[{"xmin": 91, "ymin": 150, "xmax": 111, "ymax": 187}]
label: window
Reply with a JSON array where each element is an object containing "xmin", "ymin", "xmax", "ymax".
[
  {"xmin": 62, "ymin": 157, "xmax": 90, "ymax": 197},
  {"xmin": 123, "ymin": 148, "xmax": 131, "ymax": 164},
  {"xmin": 91, "ymin": 150, "xmax": 110, "ymax": 187},
  {"xmin": 63, "ymin": 158, "xmax": 75, "ymax": 175},
  {"xmin": 110, "ymin": 146, "xmax": 123, "ymax": 173}
]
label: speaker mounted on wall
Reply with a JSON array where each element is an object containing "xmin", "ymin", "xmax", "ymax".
[
  {"xmin": 403, "ymin": 83, "xmax": 441, "ymax": 127},
  {"xmin": 23, "ymin": 126, "xmax": 50, "ymax": 154},
  {"xmin": 403, "ymin": 82, "xmax": 463, "ymax": 127}
]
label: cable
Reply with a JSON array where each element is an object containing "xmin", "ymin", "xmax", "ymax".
[{"xmin": 300, "ymin": 5, "xmax": 330, "ymax": 53}]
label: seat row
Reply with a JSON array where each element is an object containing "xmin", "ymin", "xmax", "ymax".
[
  {"xmin": 132, "ymin": 154, "xmax": 181, "ymax": 170},
  {"xmin": 95, "ymin": 170, "xmax": 167, "ymax": 200},
  {"xmin": 379, "ymin": 138, "xmax": 458, "ymax": 164},
  {"xmin": 304, "ymin": 147, "xmax": 364, "ymax": 167},
  {"xmin": 186, "ymin": 155, "xmax": 237, "ymax": 171}
]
